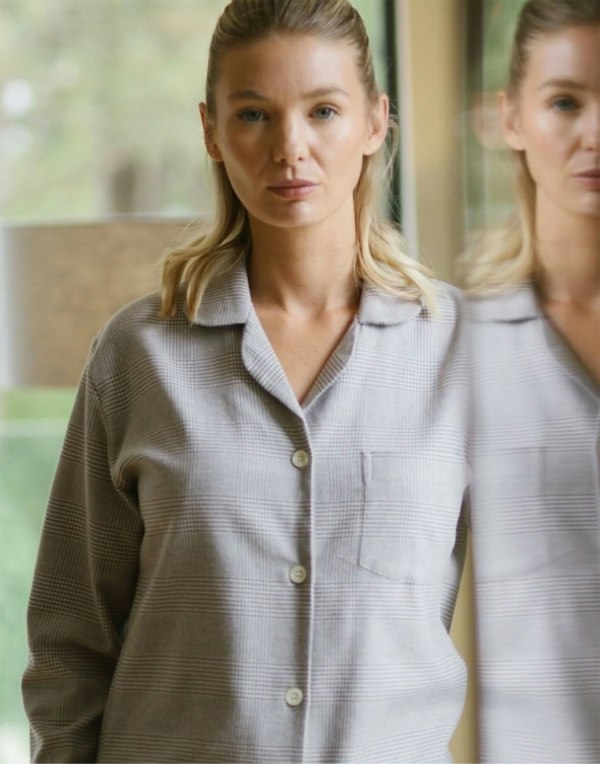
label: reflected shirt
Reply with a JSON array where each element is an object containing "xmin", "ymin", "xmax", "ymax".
[
  {"xmin": 469, "ymin": 285, "xmax": 600, "ymax": 763},
  {"xmin": 23, "ymin": 265, "xmax": 470, "ymax": 764}
]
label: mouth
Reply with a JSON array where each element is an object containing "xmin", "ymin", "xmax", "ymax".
[
  {"xmin": 267, "ymin": 180, "xmax": 319, "ymax": 200},
  {"xmin": 573, "ymin": 170, "xmax": 600, "ymax": 190}
]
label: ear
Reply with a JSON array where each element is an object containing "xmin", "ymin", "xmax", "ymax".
[
  {"xmin": 498, "ymin": 90, "xmax": 525, "ymax": 152},
  {"xmin": 200, "ymin": 102, "xmax": 223, "ymax": 162},
  {"xmin": 363, "ymin": 93, "xmax": 390, "ymax": 156}
]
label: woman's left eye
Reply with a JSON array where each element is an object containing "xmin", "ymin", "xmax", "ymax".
[
  {"xmin": 312, "ymin": 106, "xmax": 337, "ymax": 120},
  {"xmin": 550, "ymin": 96, "xmax": 579, "ymax": 112}
]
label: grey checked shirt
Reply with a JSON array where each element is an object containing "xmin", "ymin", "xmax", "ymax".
[
  {"xmin": 24, "ymin": 265, "xmax": 470, "ymax": 763},
  {"xmin": 469, "ymin": 285, "xmax": 600, "ymax": 763}
]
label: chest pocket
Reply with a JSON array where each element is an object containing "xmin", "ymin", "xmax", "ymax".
[{"xmin": 360, "ymin": 452, "xmax": 465, "ymax": 582}]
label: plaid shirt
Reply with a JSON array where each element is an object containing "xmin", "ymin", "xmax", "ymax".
[
  {"xmin": 469, "ymin": 285, "xmax": 600, "ymax": 763},
  {"xmin": 23, "ymin": 265, "xmax": 470, "ymax": 763}
]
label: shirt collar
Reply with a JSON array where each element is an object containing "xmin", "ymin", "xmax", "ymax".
[
  {"xmin": 467, "ymin": 282, "xmax": 541, "ymax": 323},
  {"xmin": 192, "ymin": 262, "xmax": 425, "ymax": 328},
  {"xmin": 192, "ymin": 263, "xmax": 253, "ymax": 326},
  {"xmin": 357, "ymin": 281, "xmax": 424, "ymax": 325}
]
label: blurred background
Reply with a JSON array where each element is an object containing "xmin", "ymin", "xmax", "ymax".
[{"xmin": 0, "ymin": 1, "xmax": 525, "ymax": 761}]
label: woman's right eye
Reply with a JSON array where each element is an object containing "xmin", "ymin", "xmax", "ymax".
[{"xmin": 238, "ymin": 109, "xmax": 266, "ymax": 122}]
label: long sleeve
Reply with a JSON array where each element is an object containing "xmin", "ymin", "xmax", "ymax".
[{"xmin": 22, "ymin": 361, "xmax": 143, "ymax": 763}]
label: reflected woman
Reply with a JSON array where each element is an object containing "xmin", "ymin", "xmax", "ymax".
[
  {"xmin": 22, "ymin": 1, "xmax": 470, "ymax": 762},
  {"xmin": 465, "ymin": 1, "xmax": 600, "ymax": 761}
]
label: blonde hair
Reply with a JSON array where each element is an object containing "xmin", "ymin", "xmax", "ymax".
[
  {"xmin": 160, "ymin": 0, "xmax": 437, "ymax": 319},
  {"xmin": 462, "ymin": 0, "xmax": 600, "ymax": 295}
]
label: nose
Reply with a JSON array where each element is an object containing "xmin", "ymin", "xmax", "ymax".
[
  {"xmin": 582, "ymin": 103, "xmax": 600, "ymax": 153},
  {"xmin": 272, "ymin": 115, "xmax": 308, "ymax": 166}
]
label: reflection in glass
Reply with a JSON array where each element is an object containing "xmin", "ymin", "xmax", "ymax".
[{"xmin": 463, "ymin": 1, "xmax": 600, "ymax": 761}]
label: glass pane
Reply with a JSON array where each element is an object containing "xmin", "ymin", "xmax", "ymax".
[
  {"xmin": 464, "ymin": 0, "xmax": 526, "ymax": 232},
  {"xmin": 0, "ymin": 389, "xmax": 76, "ymax": 764},
  {"xmin": 1, "ymin": 0, "xmax": 389, "ymax": 222},
  {"xmin": 352, "ymin": 0, "xmax": 388, "ymax": 91},
  {"xmin": 0, "ymin": 0, "xmax": 225, "ymax": 220}
]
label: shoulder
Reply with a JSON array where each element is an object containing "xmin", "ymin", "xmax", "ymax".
[
  {"xmin": 431, "ymin": 280, "xmax": 466, "ymax": 322},
  {"xmin": 358, "ymin": 279, "xmax": 465, "ymax": 329},
  {"xmin": 466, "ymin": 283, "xmax": 539, "ymax": 324},
  {"xmin": 418, "ymin": 279, "xmax": 467, "ymax": 332},
  {"xmin": 86, "ymin": 290, "xmax": 188, "ymax": 381},
  {"xmin": 99, "ymin": 290, "xmax": 164, "ymax": 333},
  {"xmin": 426, "ymin": 282, "xmax": 470, "ymax": 359},
  {"xmin": 93, "ymin": 290, "xmax": 170, "ymax": 347}
]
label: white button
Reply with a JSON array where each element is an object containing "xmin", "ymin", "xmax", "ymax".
[
  {"xmin": 289, "ymin": 565, "xmax": 308, "ymax": 585},
  {"xmin": 291, "ymin": 449, "xmax": 309, "ymax": 469},
  {"xmin": 285, "ymin": 687, "xmax": 304, "ymax": 707}
]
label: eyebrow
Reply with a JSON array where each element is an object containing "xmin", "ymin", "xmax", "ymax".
[
  {"xmin": 537, "ymin": 78, "xmax": 587, "ymax": 92},
  {"xmin": 227, "ymin": 86, "xmax": 351, "ymax": 101}
]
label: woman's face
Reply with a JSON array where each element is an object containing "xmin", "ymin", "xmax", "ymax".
[
  {"xmin": 501, "ymin": 25, "xmax": 600, "ymax": 223},
  {"xmin": 201, "ymin": 33, "xmax": 388, "ymax": 236}
]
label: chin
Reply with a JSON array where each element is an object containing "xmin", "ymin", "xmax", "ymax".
[
  {"xmin": 253, "ymin": 206, "xmax": 324, "ymax": 230},
  {"xmin": 575, "ymin": 199, "xmax": 600, "ymax": 219}
]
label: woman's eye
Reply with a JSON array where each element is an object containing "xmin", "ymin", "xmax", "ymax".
[
  {"xmin": 239, "ymin": 109, "xmax": 266, "ymax": 123},
  {"xmin": 550, "ymin": 96, "xmax": 579, "ymax": 112},
  {"xmin": 313, "ymin": 106, "xmax": 337, "ymax": 120}
]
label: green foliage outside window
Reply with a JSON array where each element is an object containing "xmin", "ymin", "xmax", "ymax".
[
  {"xmin": 1, "ymin": 0, "xmax": 225, "ymax": 220},
  {"xmin": 464, "ymin": 0, "xmax": 525, "ymax": 231},
  {"xmin": 1, "ymin": 0, "xmax": 386, "ymax": 222},
  {"xmin": 0, "ymin": 390, "xmax": 75, "ymax": 763}
]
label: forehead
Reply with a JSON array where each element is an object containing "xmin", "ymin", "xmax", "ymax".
[
  {"xmin": 215, "ymin": 33, "xmax": 364, "ymax": 98},
  {"xmin": 522, "ymin": 25, "xmax": 600, "ymax": 89}
]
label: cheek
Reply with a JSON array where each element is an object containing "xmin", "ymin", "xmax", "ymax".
[
  {"xmin": 219, "ymin": 139, "xmax": 261, "ymax": 181},
  {"xmin": 521, "ymin": 113, "xmax": 571, "ymax": 161},
  {"xmin": 321, "ymin": 126, "xmax": 369, "ymax": 172}
]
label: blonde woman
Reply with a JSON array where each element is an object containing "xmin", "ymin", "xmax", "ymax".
[
  {"xmin": 465, "ymin": 0, "xmax": 600, "ymax": 761},
  {"xmin": 23, "ymin": 1, "xmax": 470, "ymax": 761}
]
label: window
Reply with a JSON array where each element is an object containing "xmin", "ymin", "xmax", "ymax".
[
  {"xmin": 1, "ymin": 0, "xmax": 389, "ymax": 222},
  {"xmin": 464, "ymin": 0, "xmax": 526, "ymax": 232}
]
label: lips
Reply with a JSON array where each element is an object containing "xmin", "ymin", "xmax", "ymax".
[
  {"xmin": 267, "ymin": 180, "xmax": 319, "ymax": 200},
  {"xmin": 573, "ymin": 169, "xmax": 600, "ymax": 190}
]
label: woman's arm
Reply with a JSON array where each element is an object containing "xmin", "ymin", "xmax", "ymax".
[{"xmin": 22, "ymin": 362, "xmax": 143, "ymax": 763}]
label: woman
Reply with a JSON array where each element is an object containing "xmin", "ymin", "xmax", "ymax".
[
  {"xmin": 23, "ymin": 1, "xmax": 470, "ymax": 761},
  {"xmin": 465, "ymin": 1, "xmax": 600, "ymax": 761}
]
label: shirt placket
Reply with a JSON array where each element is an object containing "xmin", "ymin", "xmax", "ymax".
[
  {"xmin": 240, "ymin": 311, "xmax": 315, "ymax": 758},
  {"xmin": 287, "ymin": 427, "xmax": 315, "ymax": 760}
]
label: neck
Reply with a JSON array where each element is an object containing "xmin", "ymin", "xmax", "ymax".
[
  {"xmin": 247, "ymin": 219, "xmax": 360, "ymax": 316},
  {"xmin": 535, "ymin": 203, "xmax": 600, "ymax": 304}
]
